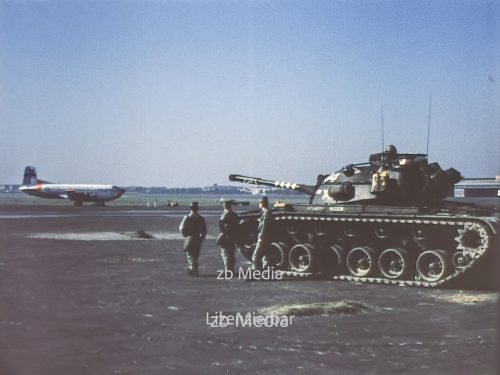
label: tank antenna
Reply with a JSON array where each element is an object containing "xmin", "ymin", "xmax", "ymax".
[
  {"xmin": 381, "ymin": 105, "xmax": 384, "ymax": 151},
  {"xmin": 331, "ymin": 88, "xmax": 335, "ymax": 170},
  {"xmin": 426, "ymin": 92, "xmax": 432, "ymax": 157}
]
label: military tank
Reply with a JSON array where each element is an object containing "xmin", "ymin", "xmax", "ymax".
[{"xmin": 229, "ymin": 146, "xmax": 498, "ymax": 288}]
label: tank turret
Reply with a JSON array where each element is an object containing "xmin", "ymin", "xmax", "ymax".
[
  {"xmin": 231, "ymin": 146, "xmax": 462, "ymax": 207},
  {"xmin": 229, "ymin": 146, "xmax": 496, "ymax": 288}
]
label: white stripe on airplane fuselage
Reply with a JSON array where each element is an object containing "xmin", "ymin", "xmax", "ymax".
[{"xmin": 39, "ymin": 184, "xmax": 114, "ymax": 190}]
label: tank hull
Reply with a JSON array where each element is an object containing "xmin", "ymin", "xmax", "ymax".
[{"xmin": 237, "ymin": 202, "xmax": 497, "ymax": 288}]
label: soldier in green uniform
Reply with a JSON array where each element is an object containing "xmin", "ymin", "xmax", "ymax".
[
  {"xmin": 252, "ymin": 196, "xmax": 273, "ymax": 270},
  {"xmin": 216, "ymin": 200, "xmax": 240, "ymax": 273},
  {"xmin": 179, "ymin": 201, "xmax": 207, "ymax": 276}
]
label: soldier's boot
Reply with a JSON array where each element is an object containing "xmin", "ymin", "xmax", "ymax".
[{"xmin": 192, "ymin": 266, "xmax": 199, "ymax": 276}]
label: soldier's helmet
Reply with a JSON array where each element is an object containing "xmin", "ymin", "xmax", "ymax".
[
  {"xmin": 385, "ymin": 144, "xmax": 397, "ymax": 157},
  {"xmin": 190, "ymin": 201, "xmax": 199, "ymax": 210}
]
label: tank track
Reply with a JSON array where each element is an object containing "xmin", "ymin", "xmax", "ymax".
[{"xmin": 268, "ymin": 212, "xmax": 497, "ymax": 288}]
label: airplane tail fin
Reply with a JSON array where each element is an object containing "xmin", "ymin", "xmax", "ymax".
[{"xmin": 23, "ymin": 166, "xmax": 38, "ymax": 185}]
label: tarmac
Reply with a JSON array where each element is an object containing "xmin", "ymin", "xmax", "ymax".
[{"xmin": 0, "ymin": 204, "xmax": 498, "ymax": 374}]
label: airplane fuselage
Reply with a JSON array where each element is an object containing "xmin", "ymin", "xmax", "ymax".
[{"xmin": 19, "ymin": 183, "xmax": 125, "ymax": 203}]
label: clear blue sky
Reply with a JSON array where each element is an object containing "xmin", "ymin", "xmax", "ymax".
[{"xmin": 1, "ymin": 0, "xmax": 498, "ymax": 187}]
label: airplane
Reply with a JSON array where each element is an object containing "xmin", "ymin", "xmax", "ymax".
[
  {"xmin": 18, "ymin": 166, "xmax": 125, "ymax": 206},
  {"xmin": 242, "ymin": 187, "xmax": 271, "ymax": 195}
]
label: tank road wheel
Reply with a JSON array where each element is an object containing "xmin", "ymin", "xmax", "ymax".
[
  {"xmin": 416, "ymin": 250, "xmax": 448, "ymax": 282},
  {"xmin": 378, "ymin": 248, "xmax": 409, "ymax": 279},
  {"xmin": 346, "ymin": 246, "xmax": 376, "ymax": 277},
  {"xmin": 323, "ymin": 244, "xmax": 346, "ymax": 276},
  {"xmin": 452, "ymin": 251, "xmax": 471, "ymax": 269},
  {"xmin": 268, "ymin": 242, "xmax": 289, "ymax": 270},
  {"xmin": 313, "ymin": 223, "xmax": 328, "ymax": 236},
  {"xmin": 374, "ymin": 227, "xmax": 390, "ymax": 239},
  {"xmin": 238, "ymin": 229, "xmax": 258, "ymax": 261},
  {"xmin": 286, "ymin": 223, "xmax": 299, "ymax": 236},
  {"xmin": 285, "ymin": 222, "xmax": 306, "ymax": 243},
  {"xmin": 238, "ymin": 217, "xmax": 262, "ymax": 260},
  {"xmin": 412, "ymin": 227, "xmax": 428, "ymax": 241},
  {"xmin": 343, "ymin": 227, "xmax": 358, "ymax": 239},
  {"xmin": 288, "ymin": 244, "xmax": 315, "ymax": 273}
]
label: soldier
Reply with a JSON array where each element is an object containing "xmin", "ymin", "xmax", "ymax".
[
  {"xmin": 179, "ymin": 201, "xmax": 207, "ymax": 276},
  {"xmin": 383, "ymin": 144, "xmax": 398, "ymax": 166},
  {"xmin": 252, "ymin": 196, "xmax": 273, "ymax": 270},
  {"xmin": 216, "ymin": 200, "xmax": 240, "ymax": 274}
]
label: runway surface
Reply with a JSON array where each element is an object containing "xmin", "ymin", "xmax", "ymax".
[{"xmin": 0, "ymin": 204, "xmax": 498, "ymax": 374}]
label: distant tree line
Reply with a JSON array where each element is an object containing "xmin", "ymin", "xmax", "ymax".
[
  {"xmin": 2, "ymin": 184, "xmax": 302, "ymax": 196},
  {"xmin": 124, "ymin": 186, "xmax": 302, "ymax": 195}
]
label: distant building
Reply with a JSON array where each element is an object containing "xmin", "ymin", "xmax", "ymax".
[
  {"xmin": 0, "ymin": 184, "xmax": 18, "ymax": 193},
  {"xmin": 454, "ymin": 177, "xmax": 500, "ymax": 198}
]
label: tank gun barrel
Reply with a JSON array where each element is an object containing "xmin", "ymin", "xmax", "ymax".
[{"xmin": 229, "ymin": 174, "xmax": 316, "ymax": 195}]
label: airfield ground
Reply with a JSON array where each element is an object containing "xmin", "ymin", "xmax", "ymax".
[{"xmin": 0, "ymin": 204, "xmax": 498, "ymax": 374}]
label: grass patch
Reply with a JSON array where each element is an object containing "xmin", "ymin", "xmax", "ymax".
[
  {"xmin": 432, "ymin": 292, "xmax": 497, "ymax": 305},
  {"xmin": 259, "ymin": 299, "xmax": 371, "ymax": 317}
]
